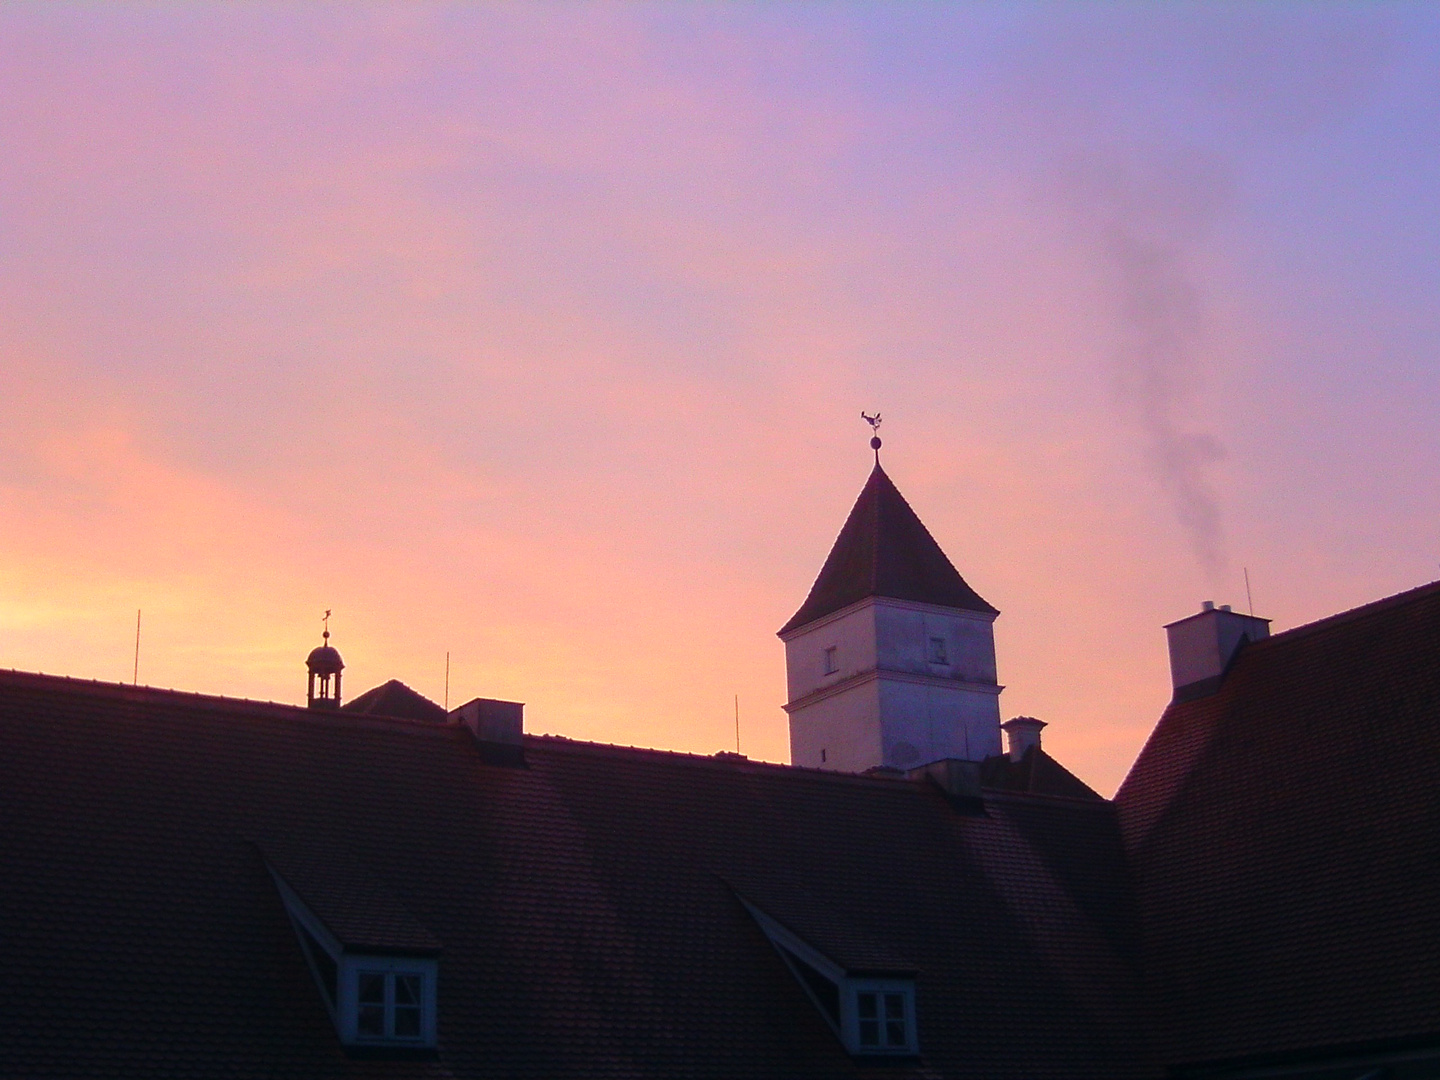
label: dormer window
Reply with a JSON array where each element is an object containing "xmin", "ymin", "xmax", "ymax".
[
  {"xmin": 851, "ymin": 982, "xmax": 916, "ymax": 1053},
  {"xmin": 823, "ymin": 646, "xmax": 838, "ymax": 675},
  {"xmin": 927, "ymin": 636, "xmax": 948, "ymax": 665},
  {"xmin": 357, "ymin": 965, "xmax": 426, "ymax": 1041},
  {"xmin": 265, "ymin": 857, "xmax": 440, "ymax": 1052},
  {"xmin": 740, "ymin": 896, "xmax": 918, "ymax": 1058}
]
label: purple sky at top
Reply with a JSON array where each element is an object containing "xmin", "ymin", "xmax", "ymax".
[{"xmin": 1, "ymin": 4, "xmax": 1436, "ymax": 793}]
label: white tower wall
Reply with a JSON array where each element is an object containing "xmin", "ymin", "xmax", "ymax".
[{"xmin": 783, "ymin": 597, "xmax": 1002, "ymax": 771}]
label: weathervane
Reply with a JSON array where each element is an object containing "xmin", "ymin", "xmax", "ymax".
[
  {"xmin": 861, "ymin": 411, "xmax": 882, "ymax": 463},
  {"xmin": 322, "ymin": 609, "xmax": 332, "ymax": 644}
]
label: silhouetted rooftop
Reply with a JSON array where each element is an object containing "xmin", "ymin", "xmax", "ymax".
[{"xmin": 344, "ymin": 679, "xmax": 447, "ymax": 723}]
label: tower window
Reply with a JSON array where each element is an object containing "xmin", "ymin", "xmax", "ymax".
[
  {"xmin": 927, "ymin": 637, "xmax": 948, "ymax": 665},
  {"xmin": 823, "ymin": 646, "xmax": 838, "ymax": 675}
]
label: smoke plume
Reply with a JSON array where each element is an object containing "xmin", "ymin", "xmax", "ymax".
[{"xmin": 1068, "ymin": 154, "xmax": 1231, "ymax": 578}]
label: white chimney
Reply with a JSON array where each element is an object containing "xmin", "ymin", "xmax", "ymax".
[
  {"xmin": 450, "ymin": 697, "xmax": 525, "ymax": 764},
  {"xmin": 1001, "ymin": 716, "xmax": 1046, "ymax": 761},
  {"xmin": 1165, "ymin": 603, "xmax": 1270, "ymax": 701}
]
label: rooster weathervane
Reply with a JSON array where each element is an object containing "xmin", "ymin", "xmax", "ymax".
[{"xmin": 861, "ymin": 411, "xmax": 882, "ymax": 463}]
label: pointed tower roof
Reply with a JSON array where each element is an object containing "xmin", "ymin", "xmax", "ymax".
[{"xmin": 779, "ymin": 464, "xmax": 997, "ymax": 636}]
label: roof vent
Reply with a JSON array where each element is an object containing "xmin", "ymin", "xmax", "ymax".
[{"xmin": 1165, "ymin": 603, "xmax": 1270, "ymax": 701}]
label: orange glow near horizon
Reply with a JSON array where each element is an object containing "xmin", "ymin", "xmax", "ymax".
[{"xmin": 2, "ymin": 6, "xmax": 1439, "ymax": 795}]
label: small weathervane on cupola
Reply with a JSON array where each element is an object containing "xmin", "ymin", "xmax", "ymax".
[
  {"xmin": 306, "ymin": 609, "xmax": 345, "ymax": 710},
  {"xmin": 861, "ymin": 411, "xmax": 882, "ymax": 463}
]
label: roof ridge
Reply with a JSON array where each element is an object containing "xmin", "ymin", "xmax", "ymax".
[
  {"xmin": 528, "ymin": 733, "xmax": 935, "ymax": 786},
  {"xmin": 1256, "ymin": 579, "xmax": 1440, "ymax": 650},
  {"xmin": 0, "ymin": 667, "xmax": 457, "ymax": 735}
]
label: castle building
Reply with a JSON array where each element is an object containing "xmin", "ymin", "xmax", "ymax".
[{"xmin": 3, "ymin": 456, "xmax": 1440, "ymax": 1078}]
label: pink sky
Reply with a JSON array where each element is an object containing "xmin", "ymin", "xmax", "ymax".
[{"xmin": 2, "ymin": 5, "xmax": 1437, "ymax": 794}]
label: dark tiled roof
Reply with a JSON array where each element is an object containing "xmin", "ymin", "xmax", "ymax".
[
  {"xmin": 779, "ymin": 465, "xmax": 996, "ymax": 636},
  {"xmin": 1114, "ymin": 581, "xmax": 1440, "ymax": 1071},
  {"xmin": 0, "ymin": 669, "xmax": 1151, "ymax": 1078},
  {"xmin": 981, "ymin": 748, "xmax": 1105, "ymax": 801},
  {"xmin": 344, "ymin": 680, "xmax": 448, "ymax": 723},
  {"xmin": 262, "ymin": 837, "xmax": 443, "ymax": 955}
]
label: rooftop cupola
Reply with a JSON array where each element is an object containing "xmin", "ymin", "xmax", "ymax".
[
  {"xmin": 781, "ymin": 419, "xmax": 1003, "ymax": 773},
  {"xmin": 306, "ymin": 610, "xmax": 345, "ymax": 710}
]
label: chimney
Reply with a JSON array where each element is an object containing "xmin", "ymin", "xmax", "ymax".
[
  {"xmin": 1165, "ymin": 602, "xmax": 1270, "ymax": 701},
  {"xmin": 906, "ymin": 757, "xmax": 983, "ymax": 811},
  {"xmin": 1001, "ymin": 716, "xmax": 1046, "ymax": 761},
  {"xmin": 450, "ymin": 697, "xmax": 525, "ymax": 766}
]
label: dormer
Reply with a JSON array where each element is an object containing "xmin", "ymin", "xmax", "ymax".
[
  {"xmin": 262, "ymin": 845, "xmax": 441, "ymax": 1053},
  {"xmin": 739, "ymin": 895, "xmax": 919, "ymax": 1057}
]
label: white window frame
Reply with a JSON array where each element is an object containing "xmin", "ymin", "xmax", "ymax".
[
  {"xmin": 269, "ymin": 868, "xmax": 439, "ymax": 1049},
  {"xmin": 843, "ymin": 979, "xmax": 918, "ymax": 1056},
  {"xmin": 340, "ymin": 956, "xmax": 438, "ymax": 1046}
]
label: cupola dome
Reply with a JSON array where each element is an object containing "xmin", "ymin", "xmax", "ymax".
[{"xmin": 306, "ymin": 645, "xmax": 345, "ymax": 676}]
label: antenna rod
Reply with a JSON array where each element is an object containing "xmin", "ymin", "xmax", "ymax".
[
  {"xmin": 1244, "ymin": 567, "xmax": 1255, "ymax": 616},
  {"xmin": 734, "ymin": 694, "xmax": 740, "ymax": 754},
  {"xmin": 445, "ymin": 651, "xmax": 450, "ymax": 712},
  {"xmin": 133, "ymin": 609, "xmax": 141, "ymax": 686}
]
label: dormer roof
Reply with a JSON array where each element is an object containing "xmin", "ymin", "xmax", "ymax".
[
  {"xmin": 260, "ymin": 837, "xmax": 442, "ymax": 956},
  {"xmin": 779, "ymin": 464, "xmax": 996, "ymax": 636}
]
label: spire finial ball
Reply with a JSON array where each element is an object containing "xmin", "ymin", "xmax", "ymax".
[{"xmin": 871, "ymin": 436, "xmax": 882, "ymax": 451}]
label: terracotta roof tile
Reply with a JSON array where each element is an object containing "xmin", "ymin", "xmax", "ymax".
[{"xmin": 1115, "ymin": 580, "xmax": 1440, "ymax": 1070}]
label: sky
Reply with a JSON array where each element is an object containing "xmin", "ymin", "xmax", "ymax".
[{"xmin": 1, "ymin": 3, "xmax": 1437, "ymax": 795}]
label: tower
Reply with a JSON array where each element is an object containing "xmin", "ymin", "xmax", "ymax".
[
  {"xmin": 306, "ymin": 616, "xmax": 345, "ymax": 710},
  {"xmin": 779, "ymin": 462, "xmax": 1002, "ymax": 772}
]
